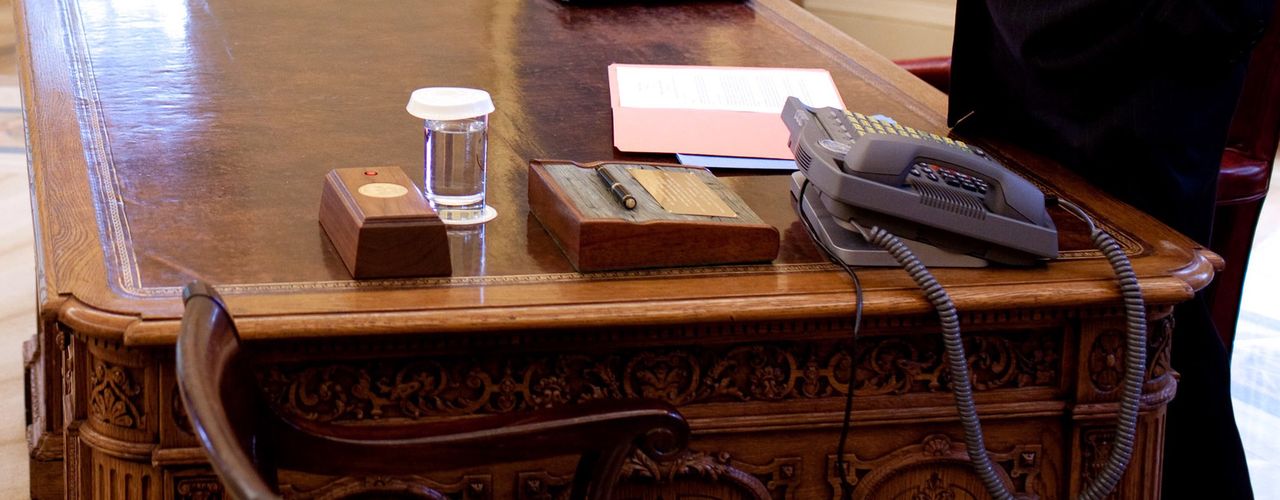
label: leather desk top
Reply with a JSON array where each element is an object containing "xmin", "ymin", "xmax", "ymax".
[{"xmin": 17, "ymin": 0, "xmax": 1218, "ymax": 345}]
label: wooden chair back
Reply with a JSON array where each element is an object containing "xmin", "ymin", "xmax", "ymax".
[
  {"xmin": 177, "ymin": 281, "xmax": 693, "ymax": 499},
  {"xmin": 177, "ymin": 281, "xmax": 279, "ymax": 498}
]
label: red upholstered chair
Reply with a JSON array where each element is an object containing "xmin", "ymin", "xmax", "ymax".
[
  {"xmin": 1210, "ymin": 11, "xmax": 1280, "ymax": 350},
  {"xmin": 895, "ymin": 11, "xmax": 1280, "ymax": 350},
  {"xmin": 177, "ymin": 281, "xmax": 689, "ymax": 500},
  {"xmin": 896, "ymin": 57, "xmax": 952, "ymax": 95}
]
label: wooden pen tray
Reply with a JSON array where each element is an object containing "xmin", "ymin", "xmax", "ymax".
[{"xmin": 528, "ymin": 160, "xmax": 780, "ymax": 272}]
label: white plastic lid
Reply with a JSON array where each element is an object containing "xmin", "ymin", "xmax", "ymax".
[{"xmin": 406, "ymin": 87, "xmax": 494, "ymax": 120}]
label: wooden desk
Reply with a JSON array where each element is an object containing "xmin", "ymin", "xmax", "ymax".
[{"xmin": 18, "ymin": 0, "xmax": 1216, "ymax": 498}]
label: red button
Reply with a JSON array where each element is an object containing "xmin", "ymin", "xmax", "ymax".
[{"xmin": 364, "ymin": 170, "xmax": 378, "ymax": 176}]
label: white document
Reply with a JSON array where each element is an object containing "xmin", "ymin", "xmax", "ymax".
[
  {"xmin": 613, "ymin": 65, "xmax": 844, "ymax": 113},
  {"xmin": 608, "ymin": 64, "xmax": 846, "ymax": 159}
]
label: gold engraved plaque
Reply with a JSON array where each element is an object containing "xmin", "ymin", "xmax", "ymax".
[{"xmin": 630, "ymin": 169, "xmax": 737, "ymax": 218}]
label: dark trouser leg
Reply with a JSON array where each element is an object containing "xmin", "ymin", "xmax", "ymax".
[{"xmin": 1163, "ymin": 295, "xmax": 1253, "ymax": 499}]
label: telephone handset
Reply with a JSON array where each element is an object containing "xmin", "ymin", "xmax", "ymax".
[{"xmin": 781, "ymin": 97, "xmax": 1058, "ymax": 266}]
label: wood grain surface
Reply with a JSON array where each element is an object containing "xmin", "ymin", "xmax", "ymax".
[{"xmin": 15, "ymin": 0, "xmax": 1219, "ymax": 349}]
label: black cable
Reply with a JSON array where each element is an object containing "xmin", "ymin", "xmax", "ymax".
[{"xmin": 796, "ymin": 178, "xmax": 863, "ymax": 500}]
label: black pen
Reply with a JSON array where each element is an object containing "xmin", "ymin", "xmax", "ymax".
[{"xmin": 597, "ymin": 166, "xmax": 637, "ymax": 210}]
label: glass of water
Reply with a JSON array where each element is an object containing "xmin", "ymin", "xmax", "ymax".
[{"xmin": 407, "ymin": 87, "xmax": 497, "ymax": 224}]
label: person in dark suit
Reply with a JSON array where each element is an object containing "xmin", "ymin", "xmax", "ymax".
[{"xmin": 947, "ymin": 0, "xmax": 1274, "ymax": 497}]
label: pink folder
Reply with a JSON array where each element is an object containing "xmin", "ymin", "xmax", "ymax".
[{"xmin": 608, "ymin": 64, "xmax": 844, "ymax": 160}]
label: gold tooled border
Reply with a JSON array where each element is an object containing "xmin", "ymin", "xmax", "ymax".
[
  {"xmin": 53, "ymin": 0, "xmax": 842, "ymax": 299},
  {"xmin": 57, "ymin": 0, "xmax": 1137, "ymax": 300}
]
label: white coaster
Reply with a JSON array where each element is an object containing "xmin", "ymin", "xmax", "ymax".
[{"xmin": 438, "ymin": 205, "xmax": 497, "ymax": 225}]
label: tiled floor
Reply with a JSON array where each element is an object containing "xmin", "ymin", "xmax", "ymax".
[
  {"xmin": 1231, "ymin": 169, "xmax": 1280, "ymax": 498},
  {"xmin": 0, "ymin": 78, "xmax": 33, "ymax": 499},
  {"xmin": 0, "ymin": 1, "xmax": 33, "ymax": 497}
]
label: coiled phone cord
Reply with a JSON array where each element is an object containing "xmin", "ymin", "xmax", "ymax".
[
  {"xmin": 860, "ymin": 223, "xmax": 1007, "ymax": 498},
  {"xmin": 857, "ymin": 197, "xmax": 1145, "ymax": 500},
  {"xmin": 797, "ymin": 177, "xmax": 1143, "ymax": 499},
  {"xmin": 1058, "ymin": 198, "xmax": 1147, "ymax": 500}
]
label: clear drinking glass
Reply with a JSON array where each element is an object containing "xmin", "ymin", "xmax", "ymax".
[
  {"xmin": 407, "ymin": 87, "xmax": 497, "ymax": 224},
  {"xmin": 447, "ymin": 224, "xmax": 486, "ymax": 277}
]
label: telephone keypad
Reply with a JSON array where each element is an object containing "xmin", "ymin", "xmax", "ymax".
[
  {"xmin": 913, "ymin": 162, "xmax": 989, "ymax": 196},
  {"xmin": 840, "ymin": 110, "xmax": 974, "ymax": 154},
  {"xmin": 829, "ymin": 107, "xmax": 991, "ymax": 196}
]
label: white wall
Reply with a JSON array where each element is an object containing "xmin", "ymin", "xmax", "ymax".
[{"xmin": 802, "ymin": 0, "xmax": 956, "ymax": 60}]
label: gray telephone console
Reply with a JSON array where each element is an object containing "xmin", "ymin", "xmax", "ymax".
[
  {"xmin": 784, "ymin": 98, "xmax": 1142, "ymax": 500},
  {"xmin": 781, "ymin": 97, "xmax": 1058, "ymax": 266}
]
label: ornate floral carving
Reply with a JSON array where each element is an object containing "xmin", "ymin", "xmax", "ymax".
[
  {"xmin": 621, "ymin": 449, "xmax": 776, "ymax": 499},
  {"xmin": 922, "ymin": 435, "xmax": 952, "ymax": 456},
  {"xmin": 625, "ymin": 352, "xmax": 698, "ymax": 404},
  {"xmin": 829, "ymin": 434, "xmax": 1046, "ymax": 498},
  {"xmin": 63, "ymin": 330, "xmax": 75, "ymax": 399},
  {"xmin": 1088, "ymin": 331, "xmax": 1125, "ymax": 392},
  {"xmin": 911, "ymin": 472, "xmax": 965, "ymax": 500},
  {"xmin": 171, "ymin": 386, "xmax": 193, "ymax": 435},
  {"xmin": 174, "ymin": 476, "xmax": 223, "ymax": 500},
  {"xmin": 279, "ymin": 474, "xmax": 489, "ymax": 500},
  {"xmin": 623, "ymin": 449, "xmax": 735, "ymax": 482},
  {"xmin": 1147, "ymin": 315, "xmax": 1174, "ymax": 381},
  {"xmin": 1091, "ymin": 315, "xmax": 1174, "ymax": 395},
  {"xmin": 848, "ymin": 332, "xmax": 1059, "ymax": 398},
  {"xmin": 705, "ymin": 345, "xmax": 797, "ymax": 401},
  {"xmin": 517, "ymin": 470, "xmax": 572, "ymax": 500},
  {"xmin": 259, "ymin": 331, "xmax": 1061, "ymax": 424},
  {"xmin": 88, "ymin": 359, "xmax": 144, "ymax": 429},
  {"xmin": 725, "ymin": 455, "xmax": 802, "ymax": 499},
  {"xmin": 514, "ymin": 449, "xmax": 790, "ymax": 499},
  {"xmin": 1080, "ymin": 428, "xmax": 1116, "ymax": 486}
]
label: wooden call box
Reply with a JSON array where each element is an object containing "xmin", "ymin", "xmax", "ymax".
[
  {"xmin": 319, "ymin": 166, "xmax": 451, "ymax": 278},
  {"xmin": 529, "ymin": 160, "xmax": 780, "ymax": 272}
]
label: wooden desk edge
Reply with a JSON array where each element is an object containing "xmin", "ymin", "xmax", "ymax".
[{"xmin": 97, "ymin": 273, "xmax": 1203, "ymax": 347}]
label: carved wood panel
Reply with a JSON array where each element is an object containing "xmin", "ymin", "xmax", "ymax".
[
  {"xmin": 88, "ymin": 357, "xmax": 145, "ymax": 430},
  {"xmin": 256, "ymin": 330, "xmax": 1063, "ymax": 425},
  {"xmin": 158, "ymin": 355, "xmax": 203, "ymax": 450},
  {"xmin": 25, "ymin": 318, "xmax": 67, "ymax": 463},
  {"xmin": 515, "ymin": 448, "xmax": 784, "ymax": 500},
  {"xmin": 279, "ymin": 473, "xmax": 492, "ymax": 499},
  {"xmin": 620, "ymin": 449, "xmax": 793, "ymax": 499},
  {"xmin": 89, "ymin": 448, "xmax": 161, "ymax": 499},
  {"xmin": 65, "ymin": 335, "xmax": 85, "ymax": 500},
  {"xmin": 1079, "ymin": 427, "xmax": 1116, "ymax": 492},
  {"xmin": 168, "ymin": 469, "xmax": 495, "ymax": 500},
  {"xmin": 1144, "ymin": 315, "xmax": 1174, "ymax": 392},
  {"xmin": 514, "ymin": 468, "xmax": 573, "ymax": 500},
  {"xmin": 83, "ymin": 337, "xmax": 157, "ymax": 444},
  {"xmin": 1078, "ymin": 314, "xmax": 1176, "ymax": 405},
  {"xmin": 168, "ymin": 470, "xmax": 224, "ymax": 500},
  {"xmin": 44, "ymin": 313, "xmax": 1178, "ymax": 500},
  {"xmin": 827, "ymin": 434, "xmax": 1045, "ymax": 499}
]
